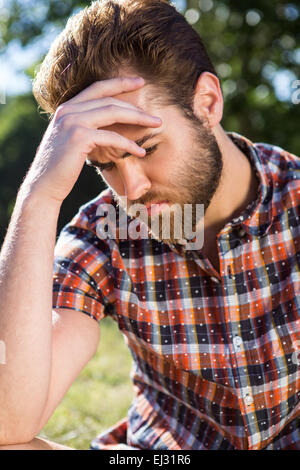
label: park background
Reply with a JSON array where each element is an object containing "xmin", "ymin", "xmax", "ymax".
[{"xmin": 0, "ymin": 0, "xmax": 299, "ymax": 449}]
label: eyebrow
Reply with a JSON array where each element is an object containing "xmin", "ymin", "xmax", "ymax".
[{"xmin": 86, "ymin": 131, "xmax": 162, "ymax": 167}]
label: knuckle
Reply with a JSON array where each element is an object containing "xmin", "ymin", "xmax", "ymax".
[
  {"xmin": 120, "ymin": 76, "xmax": 128, "ymax": 86},
  {"xmin": 109, "ymin": 131, "xmax": 129, "ymax": 149},
  {"xmin": 105, "ymin": 104, "xmax": 118, "ymax": 112},
  {"xmin": 55, "ymin": 104, "xmax": 68, "ymax": 120},
  {"xmin": 68, "ymin": 125, "xmax": 84, "ymax": 141},
  {"xmin": 106, "ymin": 97, "xmax": 122, "ymax": 107},
  {"xmin": 95, "ymin": 79, "xmax": 111, "ymax": 89},
  {"xmin": 110, "ymin": 130, "xmax": 123, "ymax": 141},
  {"xmin": 57, "ymin": 113, "xmax": 74, "ymax": 128},
  {"xmin": 102, "ymin": 104, "xmax": 124, "ymax": 119},
  {"xmin": 136, "ymin": 111, "xmax": 148, "ymax": 124}
]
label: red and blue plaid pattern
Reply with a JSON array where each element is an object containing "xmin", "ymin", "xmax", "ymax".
[{"xmin": 52, "ymin": 132, "xmax": 300, "ymax": 450}]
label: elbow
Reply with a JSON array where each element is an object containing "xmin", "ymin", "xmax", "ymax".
[
  {"xmin": 0, "ymin": 416, "xmax": 42, "ymax": 447},
  {"xmin": 0, "ymin": 429, "xmax": 38, "ymax": 448}
]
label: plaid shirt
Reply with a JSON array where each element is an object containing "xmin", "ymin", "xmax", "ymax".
[{"xmin": 52, "ymin": 132, "xmax": 300, "ymax": 450}]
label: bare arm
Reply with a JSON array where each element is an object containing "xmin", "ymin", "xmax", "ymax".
[
  {"xmin": 36, "ymin": 308, "xmax": 100, "ymax": 433},
  {"xmin": 0, "ymin": 193, "xmax": 60, "ymax": 443},
  {"xmin": 0, "ymin": 76, "xmax": 161, "ymax": 445}
]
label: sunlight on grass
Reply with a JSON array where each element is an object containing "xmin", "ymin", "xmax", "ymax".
[{"xmin": 39, "ymin": 316, "xmax": 134, "ymax": 450}]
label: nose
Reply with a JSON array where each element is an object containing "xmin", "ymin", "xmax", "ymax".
[{"xmin": 119, "ymin": 159, "xmax": 151, "ymax": 201}]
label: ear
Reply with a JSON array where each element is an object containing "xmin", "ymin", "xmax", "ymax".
[{"xmin": 192, "ymin": 72, "xmax": 223, "ymax": 128}]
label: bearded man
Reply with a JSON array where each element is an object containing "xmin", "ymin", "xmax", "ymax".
[{"xmin": 0, "ymin": 0, "xmax": 299, "ymax": 451}]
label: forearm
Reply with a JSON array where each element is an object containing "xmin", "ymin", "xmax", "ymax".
[{"xmin": 0, "ymin": 185, "xmax": 61, "ymax": 443}]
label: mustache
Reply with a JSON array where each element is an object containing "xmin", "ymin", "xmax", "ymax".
[{"xmin": 129, "ymin": 191, "xmax": 171, "ymax": 207}]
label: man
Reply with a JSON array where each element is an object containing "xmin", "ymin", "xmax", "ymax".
[{"xmin": 0, "ymin": 0, "xmax": 299, "ymax": 450}]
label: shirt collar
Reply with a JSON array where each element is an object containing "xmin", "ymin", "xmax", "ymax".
[{"xmin": 227, "ymin": 132, "xmax": 274, "ymax": 238}]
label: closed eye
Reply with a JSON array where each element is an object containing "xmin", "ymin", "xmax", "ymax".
[
  {"xmin": 87, "ymin": 144, "xmax": 158, "ymax": 173},
  {"xmin": 141, "ymin": 144, "xmax": 158, "ymax": 159}
]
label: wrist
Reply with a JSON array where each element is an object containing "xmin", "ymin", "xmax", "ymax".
[{"xmin": 17, "ymin": 182, "xmax": 63, "ymax": 212}]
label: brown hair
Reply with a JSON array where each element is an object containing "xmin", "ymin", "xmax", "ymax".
[{"xmin": 33, "ymin": 0, "xmax": 218, "ymax": 119}]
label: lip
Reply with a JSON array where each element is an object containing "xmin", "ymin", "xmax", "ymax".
[{"xmin": 145, "ymin": 201, "xmax": 170, "ymax": 216}]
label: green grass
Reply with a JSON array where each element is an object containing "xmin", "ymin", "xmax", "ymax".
[{"xmin": 39, "ymin": 316, "xmax": 134, "ymax": 450}]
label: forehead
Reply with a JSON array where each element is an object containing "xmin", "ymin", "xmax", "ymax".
[
  {"xmin": 113, "ymin": 69, "xmax": 172, "ymax": 116},
  {"xmin": 114, "ymin": 81, "xmax": 160, "ymax": 115}
]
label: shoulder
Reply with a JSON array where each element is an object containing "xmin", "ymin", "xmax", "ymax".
[
  {"xmin": 66, "ymin": 188, "xmax": 117, "ymax": 234},
  {"xmin": 254, "ymin": 141, "xmax": 300, "ymax": 219},
  {"xmin": 254, "ymin": 141, "xmax": 300, "ymax": 182},
  {"xmin": 54, "ymin": 188, "xmax": 119, "ymax": 260}
]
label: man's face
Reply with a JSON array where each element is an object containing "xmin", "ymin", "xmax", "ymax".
[{"xmin": 88, "ymin": 81, "xmax": 223, "ymax": 244}]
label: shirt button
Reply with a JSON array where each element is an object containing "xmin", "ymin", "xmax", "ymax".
[
  {"xmin": 233, "ymin": 335, "xmax": 243, "ymax": 349},
  {"xmin": 210, "ymin": 276, "xmax": 220, "ymax": 284},
  {"xmin": 245, "ymin": 394, "xmax": 253, "ymax": 406},
  {"xmin": 238, "ymin": 228, "xmax": 246, "ymax": 237}
]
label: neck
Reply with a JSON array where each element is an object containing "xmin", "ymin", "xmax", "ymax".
[{"xmin": 199, "ymin": 126, "xmax": 259, "ymax": 237}]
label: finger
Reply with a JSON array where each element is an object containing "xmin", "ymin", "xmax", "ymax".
[
  {"xmin": 68, "ymin": 76, "xmax": 145, "ymax": 105},
  {"xmin": 61, "ymin": 105, "xmax": 162, "ymax": 130},
  {"xmin": 83, "ymin": 128, "xmax": 148, "ymax": 158},
  {"xmin": 58, "ymin": 97, "xmax": 141, "ymax": 115}
]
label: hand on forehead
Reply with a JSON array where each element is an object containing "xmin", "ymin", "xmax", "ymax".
[
  {"xmin": 101, "ymin": 76, "xmax": 161, "ymax": 138},
  {"xmin": 86, "ymin": 75, "xmax": 164, "ymax": 162}
]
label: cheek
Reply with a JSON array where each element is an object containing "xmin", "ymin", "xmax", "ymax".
[
  {"xmin": 152, "ymin": 154, "xmax": 180, "ymax": 185},
  {"xmin": 101, "ymin": 170, "xmax": 125, "ymax": 195},
  {"xmin": 148, "ymin": 153, "xmax": 173, "ymax": 179}
]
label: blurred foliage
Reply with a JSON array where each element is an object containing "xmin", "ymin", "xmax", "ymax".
[
  {"xmin": 0, "ymin": 0, "xmax": 88, "ymax": 48},
  {"xmin": 0, "ymin": 0, "xmax": 300, "ymax": 244}
]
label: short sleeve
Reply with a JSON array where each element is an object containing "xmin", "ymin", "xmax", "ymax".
[{"xmin": 52, "ymin": 204, "xmax": 116, "ymax": 323}]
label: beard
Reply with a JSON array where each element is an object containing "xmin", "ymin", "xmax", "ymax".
[{"xmin": 112, "ymin": 117, "xmax": 223, "ymax": 246}]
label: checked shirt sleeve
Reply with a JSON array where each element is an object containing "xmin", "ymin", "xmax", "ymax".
[{"xmin": 52, "ymin": 204, "xmax": 116, "ymax": 323}]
